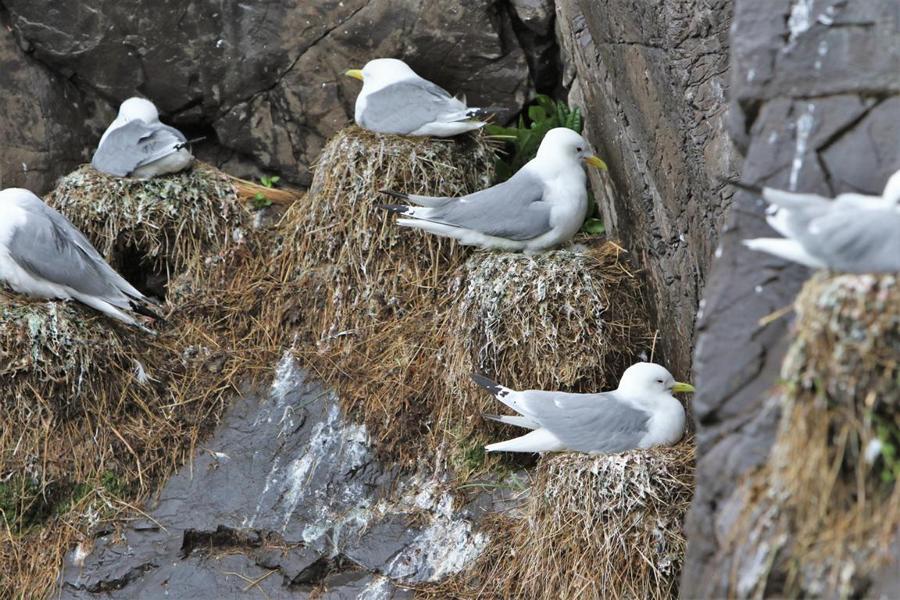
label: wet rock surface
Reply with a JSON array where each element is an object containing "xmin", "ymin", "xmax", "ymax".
[
  {"xmin": 684, "ymin": 1, "xmax": 900, "ymax": 596},
  {"xmin": 60, "ymin": 354, "xmax": 489, "ymax": 598},
  {"xmin": 555, "ymin": 0, "xmax": 739, "ymax": 377},
  {"xmin": 0, "ymin": 0, "xmax": 540, "ymax": 187}
]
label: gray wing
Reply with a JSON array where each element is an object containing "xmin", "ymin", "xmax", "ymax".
[
  {"xmin": 517, "ymin": 390, "xmax": 651, "ymax": 453},
  {"xmin": 360, "ymin": 79, "xmax": 467, "ymax": 134},
  {"xmin": 426, "ymin": 169, "xmax": 553, "ymax": 240},
  {"xmin": 92, "ymin": 120, "xmax": 187, "ymax": 177},
  {"xmin": 801, "ymin": 207, "xmax": 900, "ymax": 273},
  {"xmin": 10, "ymin": 197, "xmax": 142, "ymax": 302}
]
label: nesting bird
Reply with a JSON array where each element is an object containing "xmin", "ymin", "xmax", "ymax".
[
  {"xmin": 378, "ymin": 128, "xmax": 606, "ymax": 253},
  {"xmin": 92, "ymin": 97, "xmax": 194, "ymax": 179},
  {"xmin": 474, "ymin": 362, "xmax": 692, "ymax": 454},
  {"xmin": 737, "ymin": 169, "xmax": 900, "ymax": 273},
  {"xmin": 345, "ymin": 58, "xmax": 495, "ymax": 137},
  {"xmin": 0, "ymin": 188, "xmax": 160, "ymax": 330}
]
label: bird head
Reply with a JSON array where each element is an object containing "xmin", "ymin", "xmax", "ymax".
[
  {"xmin": 534, "ymin": 128, "xmax": 607, "ymax": 173},
  {"xmin": 117, "ymin": 97, "xmax": 160, "ymax": 124},
  {"xmin": 617, "ymin": 362, "xmax": 695, "ymax": 397},
  {"xmin": 345, "ymin": 58, "xmax": 417, "ymax": 89}
]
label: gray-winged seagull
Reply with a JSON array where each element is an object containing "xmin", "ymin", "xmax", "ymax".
[
  {"xmin": 377, "ymin": 127, "xmax": 606, "ymax": 253},
  {"xmin": 92, "ymin": 97, "xmax": 193, "ymax": 179},
  {"xmin": 474, "ymin": 362, "xmax": 692, "ymax": 454},
  {"xmin": 0, "ymin": 188, "xmax": 161, "ymax": 330},
  {"xmin": 735, "ymin": 169, "xmax": 900, "ymax": 273},
  {"xmin": 345, "ymin": 58, "xmax": 496, "ymax": 137}
]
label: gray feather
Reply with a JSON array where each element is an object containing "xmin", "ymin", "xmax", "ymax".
[
  {"xmin": 9, "ymin": 196, "xmax": 144, "ymax": 304},
  {"xmin": 92, "ymin": 120, "xmax": 188, "ymax": 177},
  {"xmin": 360, "ymin": 79, "xmax": 468, "ymax": 134},
  {"xmin": 516, "ymin": 390, "xmax": 651, "ymax": 453},
  {"xmin": 410, "ymin": 169, "xmax": 552, "ymax": 240}
]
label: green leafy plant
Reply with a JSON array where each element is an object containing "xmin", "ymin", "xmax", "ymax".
[
  {"xmin": 252, "ymin": 175, "xmax": 281, "ymax": 209},
  {"xmin": 875, "ymin": 417, "xmax": 900, "ymax": 484},
  {"xmin": 486, "ymin": 94, "xmax": 585, "ymax": 181}
]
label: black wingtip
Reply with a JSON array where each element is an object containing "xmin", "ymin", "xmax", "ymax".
[
  {"xmin": 375, "ymin": 204, "xmax": 410, "ymax": 215},
  {"xmin": 379, "ymin": 190, "xmax": 409, "ymax": 201},
  {"xmin": 719, "ymin": 177, "xmax": 764, "ymax": 196},
  {"xmin": 471, "ymin": 373, "xmax": 508, "ymax": 397},
  {"xmin": 131, "ymin": 301, "xmax": 167, "ymax": 324},
  {"xmin": 467, "ymin": 106, "xmax": 506, "ymax": 119}
]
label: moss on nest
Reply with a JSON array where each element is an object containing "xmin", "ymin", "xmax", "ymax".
[
  {"xmin": 437, "ymin": 241, "xmax": 652, "ymax": 462},
  {"xmin": 729, "ymin": 272, "xmax": 900, "ymax": 597},
  {"xmin": 46, "ymin": 162, "xmax": 249, "ymax": 282},
  {"xmin": 422, "ymin": 444, "xmax": 695, "ymax": 599}
]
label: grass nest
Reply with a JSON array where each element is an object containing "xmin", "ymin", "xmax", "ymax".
[
  {"xmin": 275, "ymin": 126, "xmax": 495, "ymax": 461},
  {"xmin": 44, "ymin": 162, "xmax": 288, "ymax": 292},
  {"xmin": 421, "ymin": 443, "xmax": 695, "ymax": 599},
  {"xmin": 728, "ymin": 272, "xmax": 900, "ymax": 597},
  {"xmin": 436, "ymin": 241, "xmax": 652, "ymax": 468},
  {"xmin": 0, "ymin": 166, "xmax": 295, "ymax": 598}
]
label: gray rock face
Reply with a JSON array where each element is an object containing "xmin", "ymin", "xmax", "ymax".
[
  {"xmin": 0, "ymin": 27, "xmax": 107, "ymax": 193},
  {"xmin": 683, "ymin": 1, "xmax": 900, "ymax": 597},
  {"xmin": 555, "ymin": 0, "xmax": 739, "ymax": 378},
  {"xmin": 60, "ymin": 354, "xmax": 489, "ymax": 598},
  {"xmin": 2, "ymin": 0, "xmax": 536, "ymax": 186}
]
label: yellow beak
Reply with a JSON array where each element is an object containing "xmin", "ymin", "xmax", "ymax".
[
  {"xmin": 345, "ymin": 69, "xmax": 364, "ymax": 81},
  {"xmin": 583, "ymin": 155, "xmax": 608, "ymax": 170},
  {"xmin": 671, "ymin": 382, "xmax": 695, "ymax": 394}
]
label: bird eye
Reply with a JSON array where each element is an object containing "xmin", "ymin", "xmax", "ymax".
[
  {"xmin": 576, "ymin": 146, "xmax": 583, "ymax": 152},
  {"xmin": 656, "ymin": 379, "xmax": 664, "ymax": 383}
]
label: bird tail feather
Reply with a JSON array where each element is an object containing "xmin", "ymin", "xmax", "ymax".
[
  {"xmin": 485, "ymin": 429, "xmax": 563, "ymax": 453},
  {"xmin": 482, "ymin": 413, "xmax": 538, "ymax": 430},
  {"xmin": 743, "ymin": 238, "xmax": 824, "ymax": 268}
]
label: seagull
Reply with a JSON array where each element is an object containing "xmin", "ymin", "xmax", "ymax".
[
  {"xmin": 377, "ymin": 128, "xmax": 607, "ymax": 253},
  {"xmin": 92, "ymin": 97, "xmax": 194, "ymax": 179},
  {"xmin": 0, "ymin": 188, "xmax": 161, "ymax": 331},
  {"xmin": 345, "ymin": 58, "xmax": 497, "ymax": 137},
  {"xmin": 473, "ymin": 362, "xmax": 692, "ymax": 454},
  {"xmin": 735, "ymin": 169, "xmax": 900, "ymax": 272}
]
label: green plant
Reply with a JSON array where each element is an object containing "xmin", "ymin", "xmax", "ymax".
[
  {"xmin": 486, "ymin": 94, "xmax": 585, "ymax": 181},
  {"xmin": 253, "ymin": 175, "xmax": 281, "ymax": 209},
  {"xmin": 874, "ymin": 417, "xmax": 900, "ymax": 484}
]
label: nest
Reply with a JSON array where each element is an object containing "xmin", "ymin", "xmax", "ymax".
[
  {"xmin": 423, "ymin": 444, "xmax": 695, "ymax": 599},
  {"xmin": 276, "ymin": 126, "xmax": 496, "ymax": 461},
  {"xmin": 0, "ymin": 168, "xmax": 294, "ymax": 598},
  {"xmin": 46, "ymin": 162, "xmax": 253, "ymax": 290},
  {"xmin": 729, "ymin": 272, "xmax": 900, "ymax": 597},
  {"xmin": 437, "ymin": 242, "xmax": 652, "ymax": 463}
]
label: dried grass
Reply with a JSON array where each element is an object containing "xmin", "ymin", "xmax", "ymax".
[
  {"xmin": 419, "ymin": 443, "xmax": 695, "ymax": 599},
  {"xmin": 0, "ymin": 164, "xmax": 292, "ymax": 599},
  {"xmin": 728, "ymin": 272, "xmax": 900, "ymax": 597}
]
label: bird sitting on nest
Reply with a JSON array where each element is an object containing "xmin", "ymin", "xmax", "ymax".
[
  {"xmin": 0, "ymin": 188, "xmax": 162, "ymax": 332},
  {"xmin": 92, "ymin": 97, "xmax": 194, "ymax": 179},
  {"xmin": 345, "ymin": 58, "xmax": 500, "ymax": 137},
  {"xmin": 734, "ymin": 169, "xmax": 900, "ymax": 273},
  {"xmin": 378, "ymin": 127, "xmax": 607, "ymax": 253},
  {"xmin": 474, "ymin": 362, "xmax": 693, "ymax": 454}
]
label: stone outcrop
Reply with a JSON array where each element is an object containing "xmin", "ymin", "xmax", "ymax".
[
  {"xmin": 0, "ymin": 23, "xmax": 106, "ymax": 193},
  {"xmin": 0, "ymin": 0, "xmax": 538, "ymax": 187},
  {"xmin": 61, "ymin": 355, "xmax": 493, "ymax": 599},
  {"xmin": 684, "ymin": 1, "xmax": 900, "ymax": 597},
  {"xmin": 555, "ymin": 0, "xmax": 739, "ymax": 378}
]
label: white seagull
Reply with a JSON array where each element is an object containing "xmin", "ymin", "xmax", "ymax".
[
  {"xmin": 345, "ymin": 58, "xmax": 497, "ymax": 137},
  {"xmin": 736, "ymin": 169, "xmax": 900, "ymax": 273},
  {"xmin": 92, "ymin": 97, "xmax": 194, "ymax": 179},
  {"xmin": 474, "ymin": 362, "xmax": 692, "ymax": 454},
  {"xmin": 0, "ymin": 188, "xmax": 161, "ymax": 330},
  {"xmin": 378, "ymin": 128, "xmax": 607, "ymax": 253}
]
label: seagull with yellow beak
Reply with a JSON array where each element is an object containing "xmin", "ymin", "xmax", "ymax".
[
  {"xmin": 378, "ymin": 128, "xmax": 608, "ymax": 253},
  {"xmin": 474, "ymin": 362, "xmax": 693, "ymax": 454},
  {"xmin": 345, "ymin": 58, "xmax": 495, "ymax": 137}
]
